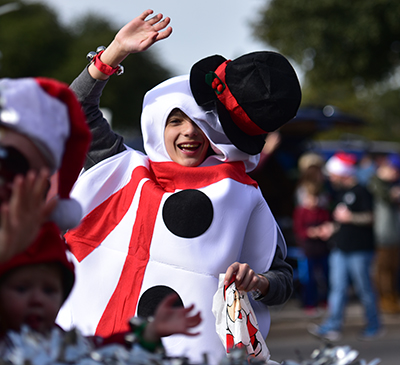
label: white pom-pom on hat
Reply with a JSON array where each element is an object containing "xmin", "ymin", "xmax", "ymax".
[{"xmin": 50, "ymin": 198, "xmax": 83, "ymax": 232}]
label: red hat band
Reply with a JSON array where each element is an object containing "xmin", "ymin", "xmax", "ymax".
[{"xmin": 208, "ymin": 61, "xmax": 266, "ymax": 137}]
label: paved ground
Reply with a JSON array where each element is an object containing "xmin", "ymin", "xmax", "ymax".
[{"xmin": 266, "ymin": 299, "xmax": 400, "ymax": 364}]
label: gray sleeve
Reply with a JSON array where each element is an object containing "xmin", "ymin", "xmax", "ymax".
[
  {"xmin": 70, "ymin": 67, "xmax": 126, "ymax": 170},
  {"xmin": 257, "ymin": 243, "xmax": 294, "ymax": 306}
]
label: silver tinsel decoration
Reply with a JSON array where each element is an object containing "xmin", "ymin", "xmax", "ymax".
[
  {"xmin": 0, "ymin": 327, "xmax": 381, "ymax": 365},
  {"xmin": 280, "ymin": 345, "xmax": 381, "ymax": 365},
  {"xmin": 0, "ymin": 326, "xmax": 163, "ymax": 365}
]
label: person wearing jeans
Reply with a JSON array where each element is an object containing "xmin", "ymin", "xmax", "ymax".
[
  {"xmin": 308, "ymin": 152, "xmax": 382, "ymax": 341},
  {"xmin": 322, "ymin": 249, "xmax": 379, "ymax": 334}
]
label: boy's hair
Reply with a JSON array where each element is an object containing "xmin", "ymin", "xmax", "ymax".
[{"xmin": 0, "ymin": 222, "xmax": 74, "ymax": 302}]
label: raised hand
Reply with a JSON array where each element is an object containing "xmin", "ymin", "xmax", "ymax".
[
  {"xmin": 114, "ymin": 9, "xmax": 172, "ymax": 54},
  {"xmin": 89, "ymin": 9, "xmax": 172, "ymax": 79}
]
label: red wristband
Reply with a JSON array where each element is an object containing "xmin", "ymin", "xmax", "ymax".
[{"xmin": 92, "ymin": 50, "xmax": 123, "ymax": 76}]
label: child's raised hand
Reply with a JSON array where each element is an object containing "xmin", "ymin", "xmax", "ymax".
[
  {"xmin": 0, "ymin": 169, "xmax": 56, "ymax": 263},
  {"xmin": 115, "ymin": 10, "xmax": 172, "ymax": 54},
  {"xmin": 144, "ymin": 294, "xmax": 201, "ymax": 341},
  {"xmin": 89, "ymin": 10, "xmax": 172, "ymax": 80}
]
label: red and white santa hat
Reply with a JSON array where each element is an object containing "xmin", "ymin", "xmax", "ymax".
[
  {"xmin": 0, "ymin": 77, "xmax": 91, "ymax": 230},
  {"xmin": 0, "ymin": 222, "xmax": 75, "ymax": 302},
  {"xmin": 325, "ymin": 151, "xmax": 357, "ymax": 177}
]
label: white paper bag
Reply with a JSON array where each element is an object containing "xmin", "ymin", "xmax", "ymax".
[{"xmin": 212, "ymin": 273, "xmax": 270, "ymax": 361}]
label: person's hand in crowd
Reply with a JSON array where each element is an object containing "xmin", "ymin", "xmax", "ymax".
[
  {"xmin": 224, "ymin": 262, "xmax": 270, "ymax": 297},
  {"xmin": 306, "ymin": 226, "xmax": 320, "ymax": 238},
  {"xmin": 333, "ymin": 203, "xmax": 352, "ymax": 223},
  {"xmin": 261, "ymin": 131, "xmax": 281, "ymax": 156},
  {"xmin": 89, "ymin": 9, "xmax": 172, "ymax": 80},
  {"xmin": 390, "ymin": 185, "xmax": 400, "ymax": 202},
  {"xmin": 0, "ymin": 169, "xmax": 57, "ymax": 263},
  {"xmin": 144, "ymin": 293, "xmax": 202, "ymax": 342},
  {"xmin": 318, "ymin": 221, "xmax": 336, "ymax": 241}
]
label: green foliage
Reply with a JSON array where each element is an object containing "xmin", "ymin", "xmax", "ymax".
[
  {"xmin": 0, "ymin": 0, "xmax": 172, "ymax": 131},
  {"xmin": 254, "ymin": 0, "xmax": 400, "ymax": 86},
  {"xmin": 253, "ymin": 0, "xmax": 400, "ymax": 141},
  {"xmin": 0, "ymin": 0, "xmax": 71, "ymax": 79}
]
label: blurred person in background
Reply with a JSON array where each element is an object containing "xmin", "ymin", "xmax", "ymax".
[
  {"xmin": 293, "ymin": 179, "xmax": 331, "ymax": 315},
  {"xmin": 308, "ymin": 152, "xmax": 382, "ymax": 341},
  {"xmin": 295, "ymin": 152, "xmax": 331, "ymax": 209},
  {"xmin": 356, "ymin": 153, "xmax": 377, "ymax": 187},
  {"xmin": 368, "ymin": 153, "xmax": 400, "ymax": 314}
]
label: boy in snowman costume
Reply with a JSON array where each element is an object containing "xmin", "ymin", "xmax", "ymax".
[{"xmin": 58, "ymin": 10, "xmax": 301, "ymax": 364}]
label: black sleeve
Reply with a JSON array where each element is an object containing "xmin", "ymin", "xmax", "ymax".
[
  {"xmin": 70, "ymin": 67, "xmax": 126, "ymax": 170},
  {"xmin": 258, "ymin": 242, "xmax": 294, "ymax": 306}
]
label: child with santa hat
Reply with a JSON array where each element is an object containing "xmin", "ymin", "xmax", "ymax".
[{"xmin": 0, "ymin": 77, "xmax": 91, "ymax": 262}]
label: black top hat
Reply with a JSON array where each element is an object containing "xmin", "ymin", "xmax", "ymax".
[{"xmin": 190, "ymin": 51, "xmax": 302, "ymax": 155}]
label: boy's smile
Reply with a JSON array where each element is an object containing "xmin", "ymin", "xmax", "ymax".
[{"xmin": 164, "ymin": 109, "xmax": 210, "ymax": 167}]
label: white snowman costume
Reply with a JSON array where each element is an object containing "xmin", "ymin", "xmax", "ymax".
[{"xmin": 58, "ymin": 73, "xmax": 286, "ymax": 364}]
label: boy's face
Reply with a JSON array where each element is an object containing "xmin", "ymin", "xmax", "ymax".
[
  {"xmin": 164, "ymin": 109, "xmax": 210, "ymax": 167},
  {"xmin": 0, "ymin": 264, "xmax": 63, "ymax": 335}
]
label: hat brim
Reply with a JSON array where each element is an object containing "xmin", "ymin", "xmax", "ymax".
[{"xmin": 216, "ymin": 100, "xmax": 266, "ymax": 155}]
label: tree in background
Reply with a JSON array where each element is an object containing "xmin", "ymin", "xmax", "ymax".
[
  {"xmin": 0, "ymin": 1, "xmax": 71, "ymax": 78},
  {"xmin": 0, "ymin": 0, "xmax": 172, "ymax": 133},
  {"xmin": 252, "ymin": 0, "xmax": 400, "ymax": 141}
]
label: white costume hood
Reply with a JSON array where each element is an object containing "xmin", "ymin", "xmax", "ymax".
[{"xmin": 141, "ymin": 75, "xmax": 260, "ymax": 172}]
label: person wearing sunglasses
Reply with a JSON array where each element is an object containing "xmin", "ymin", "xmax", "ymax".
[{"xmin": 0, "ymin": 77, "xmax": 91, "ymax": 263}]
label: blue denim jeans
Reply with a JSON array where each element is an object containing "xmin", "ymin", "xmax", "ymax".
[
  {"xmin": 299, "ymin": 256, "xmax": 329, "ymax": 308},
  {"xmin": 321, "ymin": 249, "xmax": 380, "ymax": 332}
]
